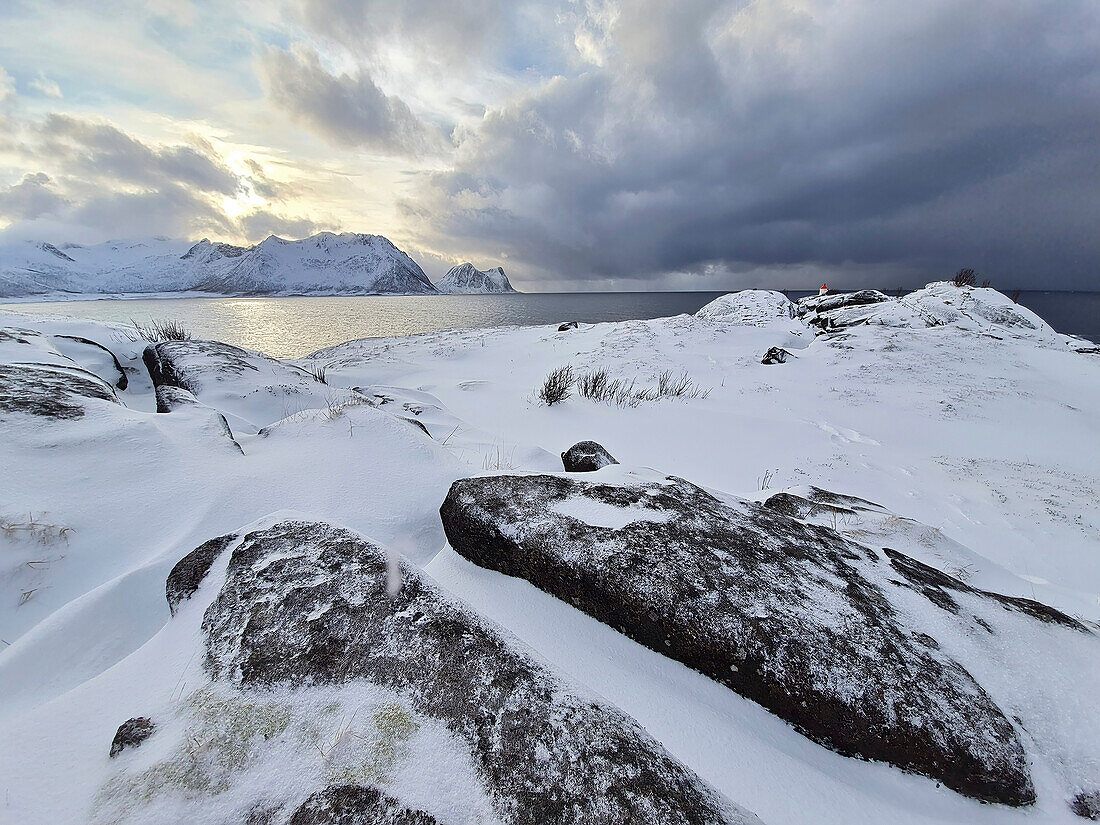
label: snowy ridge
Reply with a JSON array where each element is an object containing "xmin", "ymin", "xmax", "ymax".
[
  {"xmin": 0, "ymin": 232, "xmax": 438, "ymax": 297},
  {"xmin": 435, "ymin": 262, "xmax": 517, "ymax": 294}
]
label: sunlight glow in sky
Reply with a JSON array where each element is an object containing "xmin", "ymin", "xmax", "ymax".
[{"xmin": 1, "ymin": 0, "xmax": 1098, "ymax": 289}]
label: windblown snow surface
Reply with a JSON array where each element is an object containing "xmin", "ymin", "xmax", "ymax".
[{"xmin": 0, "ymin": 283, "xmax": 1098, "ymax": 824}]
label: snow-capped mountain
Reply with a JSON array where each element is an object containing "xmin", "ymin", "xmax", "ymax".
[
  {"xmin": 0, "ymin": 233, "xmax": 439, "ymax": 297},
  {"xmin": 436, "ymin": 262, "xmax": 516, "ymax": 294}
]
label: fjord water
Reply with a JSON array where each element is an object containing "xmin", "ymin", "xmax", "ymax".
[{"xmin": 2, "ymin": 290, "xmax": 1096, "ymax": 359}]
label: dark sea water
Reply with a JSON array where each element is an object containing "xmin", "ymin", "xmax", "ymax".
[{"xmin": 1, "ymin": 290, "xmax": 1096, "ymax": 359}]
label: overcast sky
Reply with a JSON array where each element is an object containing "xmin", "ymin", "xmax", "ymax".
[{"xmin": 1, "ymin": 0, "xmax": 1098, "ymax": 290}]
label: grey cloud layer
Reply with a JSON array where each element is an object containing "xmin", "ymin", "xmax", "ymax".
[
  {"xmin": 260, "ymin": 47, "xmax": 445, "ymax": 156},
  {"xmin": 0, "ymin": 113, "xmax": 314, "ymax": 243},
  {"xmin": 405, "ymin": 0, "xmax": 1100, "ymax": 288}
]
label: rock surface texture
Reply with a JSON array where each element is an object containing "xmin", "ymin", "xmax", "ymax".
[
  {"xmin": 439, "ymin": 472, "xmax": 1051, "ymax": 806},
  {"xmin": 198, "ymin": 520, "xmax": 759, "ymax": 825}
]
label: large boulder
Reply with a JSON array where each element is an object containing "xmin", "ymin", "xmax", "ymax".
[
  {"xmin": 561, "ymin": 440, "xmax": 619, "ymax": 472},
  {"xmin": 198, "ymin": 520, "xmax": 759, "ymax": 825},
  {"xmin": 439, "ymin": 472, "xmax": 1040, "ymax": 806}
]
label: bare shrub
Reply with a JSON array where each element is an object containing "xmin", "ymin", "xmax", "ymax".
[
  {"xmin": 953, "ymin": 268, "xmax": 977, "ymax": 287},
  {"xmin": 1, "ymin": 514, "xmax": 73, "ymax": 544},
  {"xmin": 1010, "ymin": 289, "xmax": 1022, "ymax": 304},
  {"xmin": 575, "ymin": 368, "xmax": 710, "ymax": 407},
  {"xmin": 309, "ymin": 363, "xmax": 328, "ymax": 384},
  {"xmin": 538, "ymin": 366, "xmax": 575, "ymax": 405},
  {"xmin": 124, "ymin": 319, "xmax": 192, "ymax": 343}
]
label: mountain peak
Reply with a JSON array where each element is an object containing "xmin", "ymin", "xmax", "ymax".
[{"xmin": 437, "ymin": 262, "xmax": 517, "ymax": 294}]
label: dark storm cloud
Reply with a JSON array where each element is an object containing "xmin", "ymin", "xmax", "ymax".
[
  {"xmin": 260, "ymin": 47, "xmax": 445, "ymax": 156},
  {"xmin": 408, "ymin": 0, "xmax": 1100, "ymax": 289}
]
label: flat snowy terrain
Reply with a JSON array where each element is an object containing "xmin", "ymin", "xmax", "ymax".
[{"xmin": 0, "ymin": 284, "xmax": 1097, "ymax": 824}]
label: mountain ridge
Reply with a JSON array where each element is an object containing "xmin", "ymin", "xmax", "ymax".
[{"xmin": 0, "ymin": 232, "xmax": 510, "ymax": 297}]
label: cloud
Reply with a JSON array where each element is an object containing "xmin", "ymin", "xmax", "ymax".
[
  {"xmin": 0, "ymin": 172, "xmax": 68, "ymax": 220},
  {"xmin": 28, "ymin": 73, "xmax": 62, "ymax": 98},
  {"xmin": 34, "ymin": 114, "xmax": 242, "ymax": 194},
  {"xmin": 295, "ymin": 0, "xmax": 506, "ymax": 63},
  {"xmin": 405, "ymin": 0, "xmax": 1100, "ymax": 289},
  {"xmin": 238, "ymin": 209, "xmax": 319, "ymax": 241},
  {"xmin": 259, "ymin": 46, "xmax": 445, "ymax": 157},
  {"xmin": 0, "ymin": 66, "xmax": 14, "ymax": 102}
]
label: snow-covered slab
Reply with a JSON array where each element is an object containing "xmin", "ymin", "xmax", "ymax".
[{"xmin": 695, "ymin": 290, "xmax": 797, "ymax": 326}]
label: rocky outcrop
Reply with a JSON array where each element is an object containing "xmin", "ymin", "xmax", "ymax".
[
  {"xmin": 440, "ymin": 472, "xmax": 1038, "ymax": 806},
  {"xmin": 695, "ymin": 291, "xmax": 796, "ymax": 326},
  {"xmin": 562, "ymin": 440, "xmax": 619, "ymax": 472},
  {"xmin": 53, "ymin": 335, "xmax": 128, "ymax": 389},
  {"xmin": 109, "ymin": 717, "xmax": 156, "ymax": 757},
  {"xmin": 557, "ymin": 321, "xmax": 579, "ymax": 331},
  {"xmin": 198, "ymin": 520, "xmax": 758, "ymax": 825},
  {"xmin": 1072, "ymin": 791, "xmax": 1100, "ymax": 820}
]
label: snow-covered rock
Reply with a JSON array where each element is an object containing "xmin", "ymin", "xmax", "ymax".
[
  {"xmin": 797, "ymin": 283, "xmax": 1062, "ymax": 343},
  {"xmin": 695, "ymin": 290, "xmax": 796, "ymax": 326},
  {"xmin": 0, "ymin": 233, "xmax": 437, "ymax": 297},
  {"xmin": 435, "ymin": 262, "xmax": 516, "ymax": 294},
  {"xmin": 439, "ymin": 468, "xmax": 1099, "ymax": 806},
  {"xmin": 190, "ymin": 519, "xmax": 759, "ymax": 825}
]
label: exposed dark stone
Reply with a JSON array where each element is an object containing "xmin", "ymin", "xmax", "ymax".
[
  {"xmin": 0, "ymin": 363, "xmax": 118, "ymax": 420},
  {"xmin": 289, "ymin": 786, "xmax": 438, "ymax": 825},
  {"xmin": 109, "ymin": 717, "xmax": 156, "ymax": 757},
  {"xmin": 561, "ymin": 440, "xmax": 619, "ymax": 472},
  {"xmin": 1072, "ymin": 790, "xmax": 1100, "ymax": 819},
  {"xmin": 440, "ymin": 473, "xmax": 1035, "ymax": 806},
  {"xmin": 884, "ymin": 548, "xmax": 1090, "ymax": 631},
  {"xmin": 760, "ymin": 347, "xmax": 790, "ymax": 365},
  {"xmin": 143, "ymin": 339, "xmax": 259, "ymax": 395},
  {"xmin": 797, "ymin": 290, "xmax": 891, "ymax": 315},
  {"xmin": 53, "ymin": 335, "xmax": 128, "ymax": 389},
  {"xmin": 557, "ymin": 321, "xmax": 579, "ymax": 331},
  {"xmin": 166, "ymin": 533, "xmax": 238, "ymax": 615},
  {"xmin": 201, "ymin": 520, "xmax": 754, "ymax": 825},
  {"xmin": 154, "ymin": 384, "xmax": 200, "ymax": 413}
]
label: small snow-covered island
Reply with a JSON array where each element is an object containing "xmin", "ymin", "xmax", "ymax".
[
  {"xmin": 0, "ymin": 232, "xmax": 517, "ymax": 298},
  {"xmin": 1, "ymin": 281, "xmax": 1098, "ymax": 825}
]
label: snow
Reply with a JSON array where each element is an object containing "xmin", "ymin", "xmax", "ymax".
[
  {"xmin": 0, "ymin": 232, "xmax": 472, "ymax": 297},
  {"xmin": 1, "ymin": 282, "xmax": 1099, "ymax": 824},
  {"xmin": 436, "ymin": 262, "xmax": 517, "ymax": 294}
]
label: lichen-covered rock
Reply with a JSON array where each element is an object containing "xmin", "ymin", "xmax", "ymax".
[
  {"xmin": 200, "ymin": 520, "xmax": 758, "ymax": 825},
  {"xmin": 289, "ymin": 785, "xmax": 438, "ymax": 825},
  {"xmin": 440, "ymin": 472, "xmax": 1036, "ymax": 806},
  {"xmin": 109, "ymin": 717, "xmax": 156, "ymax": 758},
  {"xmin": 561, "ymin": 440, "xmax": 619, "ymax": 472},
  {"xmin": 166, "ymin": 533, "xmax": 238, "ymax": 615}
]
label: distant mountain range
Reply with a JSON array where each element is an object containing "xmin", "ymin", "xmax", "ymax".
[{"xmin": 0, "ymin": 232, "xmax": 517, "ymax": 297}]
